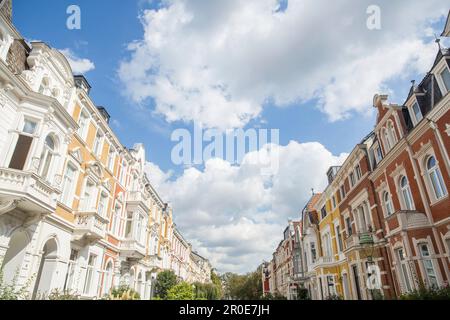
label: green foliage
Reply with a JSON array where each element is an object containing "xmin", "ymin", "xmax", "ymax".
[
  {"xmin": 106, "ymin": 286, "xmax": 141, "ymax": 300},
  {"xmin": 400, "ymin": 285, "xmax": 450, "ymax": 300},
  {"xmin": 325, "ymin": 294, "xmax": 344, "ymax": 300},
  {"xmin": 210, "ymin": 270, "xmax": 223, "ymax": 299},
  {"xmin": 0, "ymin": 260, "xmax": 33, "ymax": 300},
  {"xmin": 154, "ymin": 270, "xmax": 178, "ymax": 299},
  {"xmin": 46, "ymin": 289, "xmax": 80, "ymax": 300},
  {"xmin": 296, "ymin": 287, "xmax": 311, "ymax": 300},
  {"xmin": 193, "ymin": 282, "xmax": 221, "ymax": 300},
  {"xmin": 167, "ymin": 282, "xmax": 195, "ymax": 300},
  {"xmin": 222, "ymin": 270, "xmax": 263, "ymax": 300},
  {"xmin": 261, "ymin": 292, "xmax": 288, "ymax": 300}
]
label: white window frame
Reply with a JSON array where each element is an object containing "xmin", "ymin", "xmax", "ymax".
[
  {"xmin": 435, "ymin": 62, "xmax": 450, "ymax": 96},
  {"xmin": 60, "ymin": 161, "xmax": 79, "ymax": 207},
  {"xmin": 408, "ymin": 99, "xmax": 423, "ymax": 126}
]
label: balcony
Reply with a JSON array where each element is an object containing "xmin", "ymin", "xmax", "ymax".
[
  {"xmin": 0, "ymin": 168, "xmax": 59, "ymax": 216},
  {"xmin": 387, "ymin": 210, "xmax": 430, "ymax": 234},
  {"xmin": 127, "ymin": 191, "xmax": 151, "ymax": 211},
  {"xmin": 345, "ymin": 232, "xmax": 375, "ymax": 251},
  {"xmin": 73, "ymin": 211, "xmax": 108, "ymax": 243},
  {"xmin": 120, "ymin": 239, "xmax": 146, "ymax": 260}
]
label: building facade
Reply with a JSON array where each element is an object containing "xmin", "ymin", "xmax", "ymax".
[
  {"xmin": 265, "ymin": 16, "xmax": 450, "ymax": 300},
  {"xmin": 0, "ymin": 2, "xmax": 212, "ymax": 300}
]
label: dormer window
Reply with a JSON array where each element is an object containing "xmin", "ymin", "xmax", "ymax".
[
  {"xmin": 410, "ymin": 101, "xmax": 423, "ymax": 125},
  {"xmin": 438, "ymin": 66, "xmax": 450, "ymax": 94}
]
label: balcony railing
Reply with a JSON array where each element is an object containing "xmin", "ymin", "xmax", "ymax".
[
  {"xmin": 345, "ymin": 232, "xmax": 375, "ymax": 250},
  {"xmin": 127, "ymin": 191, "xmax": 151, "ymax": 210},
  {"xmin": 0, "ymin": 167, "xmax": 58, "ymax": 214},
  {"xmin": 73, "ymin": 211, "xmax": 109, "ymax": 242},
  {"xmin": 120, "ymin": 238, "xmax": 146, "ymax": 260}
]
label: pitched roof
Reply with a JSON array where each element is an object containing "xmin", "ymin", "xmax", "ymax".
[{"xmin": 442, "ymin": 10, "xmax": 450, "ymax": 37}]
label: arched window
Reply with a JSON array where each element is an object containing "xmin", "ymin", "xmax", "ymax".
[
  {"xmin": 388, "ymin": 121, "xmax": 397, "ymax": 145},
  {"xmin": 103, "ymin": 261, "xmax": 114, "ymax": 295},
  {"xmin": 426, "ymin": 156, "xmax": 447, "ymax": 200},
  {"xmin": 39, "ymin": 135, "xmax": 56, "ymax": 182},
  {"xmin": 383, "ymin": 128, "xmax": 392, "ymax": 152},
  {"xmin": 400, "ymin": 176, "xmax": 414, "ymax": 210},
  {"xmin": 383, "ymin": 192, "xmax": 394, "ymax": 216}
]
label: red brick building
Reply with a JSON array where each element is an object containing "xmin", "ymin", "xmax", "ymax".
[{"xmin": 369, "ymin": 46, "xmax": 450, "ymax": 295}]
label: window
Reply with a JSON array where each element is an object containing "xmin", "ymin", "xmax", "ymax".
[
  {"xmin": 349, "ymin": 172, "xmax": 356, "ymax": 187},
  {"xmin": 310, "ymin": 243, "xmax": 317, "ymax": 263},
  {"xmin": 375, "ymin": 145, "xmax": 383, "ymax": 164},
  {"xmin": 136, "ymin": 214, "xmax": 145, "ymax": 243},
  {"xmin": 336, "ymin": 225, "xmax": 343, "ymax": 253},
  {"xmin": 80, "ymin": 180, "xmax": 95, "ymax": 211},
  {"xmin": 411, "ymin": 102, "xmax": 423, "ymax": 124},
  {"xmin": 383, "ymin": 128, "xmax": 392, "ymax": 152},
  {"xmin": 38, "ymin": 135, "xmax": 56, "ymax": 182},
  {"xmin": 327, "ymin": 276, "xmax": 336, "ymax": 296},
  {"xmin": 83, "ymin": 254, "xmax": 97, "ymax": 295},
  {"xmin": 60, "ymin": 163, "xmax": 77, "ymax": 206},
  {"xmin": 98, "ymin": 192, "xmax": 108, "ymax": 217},
  {"xmin": 419, "ymin": 244, "xmax": 438, "ymax": 288},
  {"xmin": 93, "ymin": 130, "xmax": 103, "ymax": 157},
  {"xmin": 426, "ymin": 156, "xmax": 447, "ymax": 201},
  {"xmin": 321, "ymin": 206, "xmax": 327, "ymax": 220},
  {"xmin": 400, "ymin": 176, "xmax": 414, "ymax": 210},
  {"xmin": 9, "ymin": 119, "xmax": 37, "ymax": 170},
  {"xmin": 63, "ymin": 249, "xmax": 79, "ymax": 291},
  {"xmin": 111, "ymin": 204, "xmax": 121, "ymax": 236},
  {"xmin": 355, "ymin": 165, "xmax": 362, "ymax": 180},
  {"xmin": 119, "ymin": 161, "xmax": 127, "ymax": 186},
  {"xmin": 125, "ymin": 212, "xmax": 133, "ymax": 238},
  {"xmin": 388, "ymin": 122, "xmax": 397, "ymax": 146},
  {"xmin": 346, "ymin": 217, "xmax": 353, "ymax": 236},
  {"xmin": 107, "ymin": 147, "xmax": 115, "ymax": 172},
  {"xmin": 439, "ymin": 66, "xmax": 450, "ymax": 93},
  {"xmin": 340, "ymin": 185, "xmax": 346, "ymax": 201},
  {"xmin": 332, "ymin": 196, "xmax": 336, "ymax": 209},
  {"xmin": 77, "ymin": 110, "xmax": 89, "ymax": 140},
  {"xmin": 383, "ymin": 191, "xmax": 394, "ymax": 216},
  {"xmin": 103, "ymin": 262, "xmax": 114, "ymax": 295},
  {"xmin": 322, "ymin": 233, "xmax": 332, "ymax": 257},
  {"xmin": 396, "ymin": 248, "xmax": 412, "ymax": 293}
]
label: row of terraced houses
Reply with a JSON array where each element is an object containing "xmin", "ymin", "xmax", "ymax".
[
  {"xmin": 0, "ymin": 1, "xmax": 211, "ymax": 300},
  {"xmin": 262, "ymin": 12, "xmax": 450, "ymax": 300}
]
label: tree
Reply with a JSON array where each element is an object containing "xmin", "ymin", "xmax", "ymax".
[
  {"xmin": 154, "ymin": 270, "xmax": 178, "ymax": 299},
  {"xmin": 167, "ymin": 282, "xmax": 195, "ymax": 300},
  {"xmin": 221, "ymin": 269, "xmax": 263, "ymax": 300}
]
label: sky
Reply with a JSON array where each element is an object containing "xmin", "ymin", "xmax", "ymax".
[{"xmin": 13, "ymin": 0, "xmax": 450, "ymax": 274}]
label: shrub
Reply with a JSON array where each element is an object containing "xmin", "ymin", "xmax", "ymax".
[
  {"xmin": 107, "ymin": 286, "xmax": 141, "ymax": 300},
  {"xmin": 167, "ymin": 282, "xmax": 195, "ymax": 300},
  {"xmin": 154, "ymin": 270, "xmax": 178, "ymax": 299},
  {"xmin": 0, "ymin": 261, "xmax": 33, "ymax": 300},
  {"xmin": 400, "ymin": 285, "xmax": 450, "ymax": 300}
]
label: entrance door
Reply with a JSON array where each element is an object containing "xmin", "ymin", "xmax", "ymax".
[{"xmin": 352, "ymin": 265, "xmax": 362, "ymax": 300}]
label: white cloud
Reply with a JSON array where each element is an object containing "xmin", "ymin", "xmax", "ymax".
[
  {"xmin": 145, "ymin": 141, "xmax": 348, "ymax": 273},
  {"xmin": 119, "ymin": 0, "xmax": 448, "ymax": 129},
  {"xmin": 60, "ymin": 48, "xmax": 95, "ymax": 74}
]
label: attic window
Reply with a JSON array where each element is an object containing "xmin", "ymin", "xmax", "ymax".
[
  {"xmin": 410, "ymin": 101, "xmax": 423, "ymax": 125},
  {"xmin": 438, "ymin": 66, "xmax": 450, "ymax": 94}
]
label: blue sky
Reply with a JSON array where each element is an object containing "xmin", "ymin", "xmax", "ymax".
[
  {"xmin": 13, "ymin": 0, "xmax": 450, "ymax": 273},
  {"xmin": 15, "ymin": 0, "xmax": 387, "ymax": 173}
]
